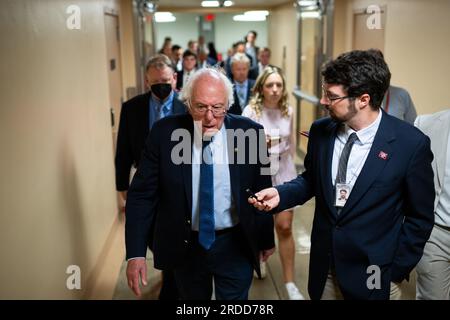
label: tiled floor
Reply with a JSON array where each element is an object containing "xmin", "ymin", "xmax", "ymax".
[{"xmin": 113, "ymin": 197, "xmax": 417, "ymax": 300}]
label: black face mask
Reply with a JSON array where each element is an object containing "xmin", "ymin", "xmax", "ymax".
[{"xmin": 151, "ymin": 83, "xmax": 172, "ymax": 100}]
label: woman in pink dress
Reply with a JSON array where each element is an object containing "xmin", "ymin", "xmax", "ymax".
[{"xmin": 242, "ymin": 67, "xmax": 304, "ymax": 300}]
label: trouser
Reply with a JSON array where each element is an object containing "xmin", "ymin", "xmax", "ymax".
[
  {"xmin": 173, "ymin": 226, "xmax": 253, "ymax": 300},
  {"xmin": 158, "ymin": 270, "xmax": 179, "ymax": 300},
  {"xmin": 320, "ymin": 269, "xmax": 403, "ymax": 300},
  {"xmin": 416, "ymin": 224, "xmax": 450, "ymax": 300}
]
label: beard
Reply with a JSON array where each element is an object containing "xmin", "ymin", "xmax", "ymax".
[{"xmin": 328, "ymin": 99, "xmax": 357, "ymax": 123}]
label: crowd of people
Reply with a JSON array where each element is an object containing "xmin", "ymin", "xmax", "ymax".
[{"xmin": 115, "ymin": 30, "xmax": 449, "ymax": 301}]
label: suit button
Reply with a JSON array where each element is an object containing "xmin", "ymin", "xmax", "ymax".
[
  {"xmin": 184, "ymin": 240, "xmax": 188, "ymax": 244},
  {"xmin": 186, "ymin": 220, "xmax": 191, "ymax": 224},
  {"xmin": 336, "ymin": 225, "xmax": 340, "ymax": 230}
]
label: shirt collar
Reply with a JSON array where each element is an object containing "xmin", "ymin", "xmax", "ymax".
[
  {"xmin": 234, "ymin": 80, "xmax": 248, "ymax": 88},
  {"xmin": 339, "ymin": 110, "xmax": 382, "ymax": 145}
]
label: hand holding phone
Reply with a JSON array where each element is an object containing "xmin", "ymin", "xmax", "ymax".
[{"xmin": 246, "ymin": 188, "xmax": 264, "ymax": 204}]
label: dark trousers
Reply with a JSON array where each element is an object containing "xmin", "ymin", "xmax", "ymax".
[
  {"xmin": 173, "ymin": 226, "xmax": 253, "ymax": 300},
  {"xmin": 158, "ymin": 270, "xmax": 179, "ymax": 300}
]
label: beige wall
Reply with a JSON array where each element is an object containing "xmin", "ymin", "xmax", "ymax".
[
  {"xmin": 119, "ymin": 0, "xmax": 138, "ymax": 98},
  {"xmin": 0, "ymin": 0, "xmax": 135, "ymax": 299},
  {"xmin": 268, "ymin": 3, "xmax": 300, "ymax": 150},
  {"xmin": 334, "ymin": 0, "xmax": 450, "ymax": 115}
]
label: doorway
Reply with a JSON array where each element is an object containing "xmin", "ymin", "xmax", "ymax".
[{"xmin": 104, "ymin": 13, "xmax": 124, "ymax": 148}]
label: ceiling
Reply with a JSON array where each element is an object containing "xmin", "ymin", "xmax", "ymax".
[{"xmin": 157, "ymin": 0, "xmax": 293, "ymax": 11}]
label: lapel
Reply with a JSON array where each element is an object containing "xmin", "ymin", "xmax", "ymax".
[
  {"xmin": 320, "ymin": 120, "xmax": 340, "ymax": 217},
  {"xmin": 139, "ymin": 92, "xmax": 151, "ymax": 137},
  {"xmin": 181, "ymin": 115, "xmax": 194, "ymax": 214},
  {"xmin": 338, "ymin": 112, "xmax": 395, "ymax": 219},
  {"xmin": 246, "ymin": 80, "xmax": 253, "ymax": 105},
  {"xmin": 224, "ymin": 115, "xmax": 241, "ymax": 211},
  {"xmin": 172, "ymin": 93, "xmax": 186, "ymax": 114},
  {"xmin": 431, "ymin": 112, "xmax": 450, "ymax": 188}
]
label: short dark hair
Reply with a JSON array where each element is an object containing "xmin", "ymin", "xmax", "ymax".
[
  {"xmin": 182, "ymin": 50, "xmax": 197, "ymax": 59},
  {"xmin": 247, "ymin": 30, "xmax": 257, "ymax": 38},
  {"xmin": 171, "ymin": 44, "xmax": 181, "ymax": 52},
  {"xmin": 321, "ymin": 49, "xmax": 391, "ymax": 110}
]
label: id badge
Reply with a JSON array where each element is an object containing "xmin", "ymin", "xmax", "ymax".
[{"xmin": 335, "ymin": 183, "xmax": 350, "ymax": 207}]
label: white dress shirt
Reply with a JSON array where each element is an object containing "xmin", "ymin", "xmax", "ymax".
[
  {"xmin": 191, "ymin": 123, "xmax": 238, "ymax": 231},
  {"xmin": 331, "ymin": 111, "xmax": 383, "ymax": 195}
]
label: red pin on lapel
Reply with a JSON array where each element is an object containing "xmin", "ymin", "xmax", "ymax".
[{"xmin": 378, "ymin": 151, "xmax": 388, "ymax": 160}]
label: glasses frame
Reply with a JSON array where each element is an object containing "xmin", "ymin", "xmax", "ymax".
[
  {"xmin": 321, "ymin": 84, "xmax": 351, "ymax": 104},
  {"xmin": 189, "ymin": 100, "xmax": 227, "ymax": 117}
]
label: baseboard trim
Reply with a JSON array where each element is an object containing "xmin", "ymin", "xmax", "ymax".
[{"xmin": 83, "ymin": 213, "xmax": 125, "ymax": 299}]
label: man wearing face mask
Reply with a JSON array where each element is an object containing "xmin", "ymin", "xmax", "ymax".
[{"xmin": 115, "ymin": 54, "xmax": 186, "ymax": 300}]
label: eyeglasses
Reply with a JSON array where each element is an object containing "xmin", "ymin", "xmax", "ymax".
[
  {"xmin": 321, "ymin": 84, "xmax": 350, "ymax": 103},
  {"xmin": 190, "ymin": 102, "xmax": 227, "ymax": 117}
]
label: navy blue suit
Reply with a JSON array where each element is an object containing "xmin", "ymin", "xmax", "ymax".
[
  {"xmin": 115, "ymin": 92, "xmax": 186, "ymax": 191},
  {"xmin": 228, "ymin": 79, "xmax": 256, "ymax": 115},
  {"xmin": 125, "ymin": 113, "xmax": 275, "ymax": 299},
  {"xmin": 276, "ymin": 111, "xmax": 435, "ymax": 299}
]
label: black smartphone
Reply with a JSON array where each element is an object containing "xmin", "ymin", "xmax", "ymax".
[{"xmin": 246, "ymin": 188, "xmax": 264, "ymax": 203}]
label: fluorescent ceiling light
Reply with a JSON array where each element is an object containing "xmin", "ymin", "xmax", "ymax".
[
  {"xmin": 233, "ymin": 10, "xmax": 269, "ymax": 22},
  {"xmin": 224, "ymin": 0, "xmax": 234, "ymax": 7},
  {"xmin": 155, "ymin": 12, "xmax": 176, "ymax": 23},
  {"xmin": 201, "ymin": 1, "xmax": 219, "ymax": 7},
  {"xmin": 298, "ymin": 0, "xmax": 317, "ymax": 6},
  {"xmin": 301, "ymin": 11, "xmax": 320, "ymax": 18}
]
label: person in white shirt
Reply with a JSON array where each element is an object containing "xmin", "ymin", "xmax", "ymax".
[
  {"xmin": 176, "ymin": 50, "xmax": 197, "ymax": 91},
  {"xmin": 415, "ymin": 109, "xmax": 450, "ymax": 300}
]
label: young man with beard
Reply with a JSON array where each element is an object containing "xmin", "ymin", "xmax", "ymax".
[{"xmin": 249, "ymin": 49, "xmax": 435, "ymax": 300}]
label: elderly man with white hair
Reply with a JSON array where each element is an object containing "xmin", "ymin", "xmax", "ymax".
[{"xmin": 125, "ymin": 67, "xmax": 275, "ymax": 300}]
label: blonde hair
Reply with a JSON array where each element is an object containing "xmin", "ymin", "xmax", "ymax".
[{"xmin": 248, "ymin": 66, "xmax": 289, "ymax": 119}]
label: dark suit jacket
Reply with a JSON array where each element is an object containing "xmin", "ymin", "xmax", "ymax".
[
  {"xmin": 125, "ymin": 114, "xmax": 275, "ymax": 276},
  {"xmin": 176, "ymin": 70, "xmax": 184, "ymax": 91},
  {"xmin": 228, "ymin": 79, "xmax": 256, "ymax": 115},
  {"xmin": 115, "ymin": 92, "xmax": 186, "ymax": 191},
  {"xmin": 275, "ymin": 111, "xmax": 435, "ymax": 300}
]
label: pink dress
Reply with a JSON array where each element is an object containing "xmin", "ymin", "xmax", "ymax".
[{"xmin": 242, "ymin": 105, "xmax": 297, "ymax": 186}]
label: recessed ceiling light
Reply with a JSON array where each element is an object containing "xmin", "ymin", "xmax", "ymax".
[
  {"xmin": 233, "ymin": 11, "xmax": 269, "ymax": 22},
  {"xmin": 155, "ymin": 12, "xmax": 176, "ymax": 23},
  {"xmin": 201, "ymin": 1, "xmax": 220, "ymax": 7}
]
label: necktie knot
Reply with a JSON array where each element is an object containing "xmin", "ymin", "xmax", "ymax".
[{"xmin": 347, "ymin": 132, "xmax": 358, "ymax": 145}]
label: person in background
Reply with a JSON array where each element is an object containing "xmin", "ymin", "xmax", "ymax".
[
  {"xmin": 415, "ymin": 108, "xmax": 450, "ymax": 300},
  {"xmin": 171, "ymin": 44, "xmax": 183, "ymax": 72},
  {"xmin": 242, "ymin": 67, "xmax": 304, "ymax": 300},
  {"xmin": 225, "ymin": 41, "xmax": 254, "ymax": 79},
  {"xmin": 381, "ymin": 85, "xmax": 417, "ymax": 124},
  {"xmin": 158, "ymin": 36, "xmax": 172, "ymax": 57},
  {"xmin": 245, "ymin": 30, "xmax": 259, "ymax": 69},
  {"xmin": 206, "ymin": 42, "xmax": 218, "ymax": 66},
  {"xmin": 115, "ymin": 54, "xmax": 186, "ymax": 300},
  {"xmin": 257, "ymin": 47, "xmax": 272, "ymax": 76},
  {"xmin": 176, "ymin": 50, "xmax": 198, "ymax": 91},
  {"xmin": 197, "ymin": 35, "xmax": 209, "ymax": 68},
  {"xmin": 228, "ymin": 53, "xmax": 255, "ymax": 115},
  {"xmin": 187, "ymin": 40, "xmax": 199, "ymax": 55}
]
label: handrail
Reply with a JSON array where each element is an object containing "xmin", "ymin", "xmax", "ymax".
[{"xmin": 292, "ymin": 87, "xmax": 320, "ymax": 106}]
